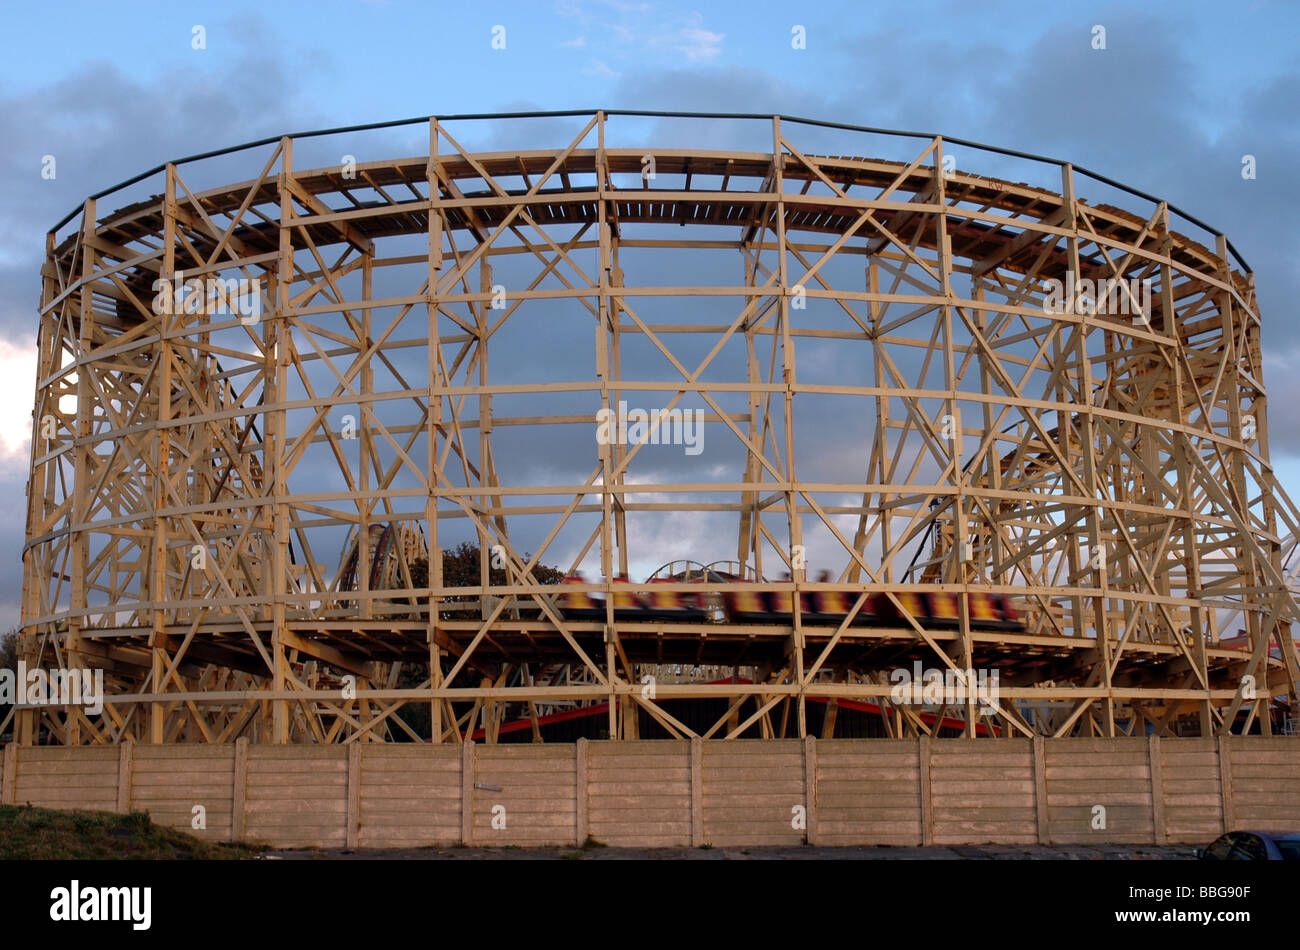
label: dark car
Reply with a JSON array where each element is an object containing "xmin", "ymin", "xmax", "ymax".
[{"xmin": 1196, "ymin": 831, "xmax": 1300, "ymax": 860}]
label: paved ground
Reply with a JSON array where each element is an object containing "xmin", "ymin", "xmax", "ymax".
[{"xmin": 265, "ymin": 843, "xmax": 1197, "ymax": 860}]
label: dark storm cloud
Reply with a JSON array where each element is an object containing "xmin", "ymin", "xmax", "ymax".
[
  {"xmin": 0, "ymin": 14, "xmax": 329, "ymax": 339},
  {"xmin": 0, "ymin": 14, "xmax": 335, "ymax": 625},
  {"xmin": 3, "ymin": 3, "xmax": 1297, "ymax": 618},
  {"xmin": 605, "ymin": 10, "xmax": 1300, "ymax": 451},
  {"xmin": 0, "ymin": 457, "xmax": 27, "ymax": 630}
]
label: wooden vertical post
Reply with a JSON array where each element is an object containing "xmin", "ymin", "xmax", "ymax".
[
  {"xmin": 461, "ymin": 739, "xmax": 475, "ymax": 846},
  {"xmin": 346, "ymin": 743, "xmax": 361, "ymax": 848},
  {"xmin": 918, "ymin": 735, "xmax": 933, "ymax": 846},
  {"xmin": 1061, "ymin": 163, "xmax": 1113, "ymax": 738},
  {"xmin": 594, "ymin": 111, "xmax": 622, "ymax": 744},
  {"xmin": 19, "ymin": 231, "xmax": 60, "ymax": 746},
  {"xmin": 738, "ymin": 212, "xmax": 763, "ymax": 576},
  {"xmin": 1217, "ymin": 735, "xmax": 1235, "ymax": 832},
  {"xmin": 426, "ymin": 117, "xmax": 444, "ymax": 743},
  {"xmin": 152, "ymin": 177, "xmax": 172, "ymax": 746},
  {"xmin": 116, "ymin": 741, "xmax": 133, "ymax": 813},
  {"xmin": 575, "ymin": 738, "xmax": 588, "ymax": 845},
  {"xmin": 803, "ymin": 735, "xmax": 818, "ymax": 845},
  {"xmin": 1, "ymin": 743, "xmax": 16, "ymax": 804},
  {"xmin": 771, "ymin": 116, "xmax": 806, "ymax": 739},
  {"xmin": 269, "ymin": 137, "xmax": 294, "ymax": 743},
  {"xmin": 1148, "ymin": 734, "xmax": 1166, "ymax": 844},
  {"xmin": 67, "ymin": 196, "xmax": 99, "ymax": 748},
  {"xmin": 1033, "ymin": 736, "xmax": 1050, "ymax": 844},
  {"xmin": 232, "ymin": 737, "xmax": 248, "ymax": 842},
  {"xmin": 690, "ymin": 737, "xmax": 704, "ymax": 847},
  {"xmin": 932, "ymin": 137, "xmax": 975, "ymax": 737}
]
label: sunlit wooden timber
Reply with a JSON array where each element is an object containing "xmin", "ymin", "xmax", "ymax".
[{"xmin": 16, "ymin": 111, "xmax": 1300, "ymax": 744}]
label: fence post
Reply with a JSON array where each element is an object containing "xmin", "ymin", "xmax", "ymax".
[
  {"xmin": 116, "ymin": 741, "xmax": 133, "ymax": 813},
  {"xmin": 1217, "ymin": 735, "xmax": 1234, "ymax": 832},
  {"xmin": 918, "ymin": 735, "xmax": 933, "ymax": 846},
  {"xmin": 1032, "ymin": 736, "xmax": 1049, "ymax": 844},
  {"xmin": 231, "ymin": 737, "xmax": 248, "ymax": 842},
  {"xmin": 690, "ymin": 737, "xmax": 703, "ymax": 847},
  {"xmin": 1148, "ymin": 735, "xmax": 1166, "ymax": 844},
  {"xmin": 803, "ymin": 735, "xmax": 818, "ymax": 845},
  {"xmin": 575, "ymin": 738, "xmax": 588, "ymax": 846},
  {"xmin": 346, "ymin": 743, "xmax": 361, "ymax": 848},
  {"xmin": 1, "ymin": 743, "xmax": 16, "ymax": 804},
  {"xmin": 460, "ymin": 740, "xmax": 475, "ymax": 846}
]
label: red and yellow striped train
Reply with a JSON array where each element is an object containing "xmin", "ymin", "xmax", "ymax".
[{"xmin": 555, "ymin": 567, "xmax": 1022, "ymax": 632}]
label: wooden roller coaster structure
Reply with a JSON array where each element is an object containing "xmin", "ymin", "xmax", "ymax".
[{"xmin": 16, "ymin": 110, "xmax": 1300, "ymax": 745}]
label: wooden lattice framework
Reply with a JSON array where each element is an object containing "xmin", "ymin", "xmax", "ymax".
[{"xmin": 16, "ymin": 111, "xmax": 1300, "ymax": 745}]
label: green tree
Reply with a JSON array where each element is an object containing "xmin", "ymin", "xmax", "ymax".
[
  {"xmin": 393, "ymin": 544, "xmax": 563, "ymax": 741},
  {"xmin": 1, "ymin": 628, "xmax": 17, "ymax": 740},
  {"xmin": 409, "ymin": 541, "xmax": 564, "ymax": 604}
]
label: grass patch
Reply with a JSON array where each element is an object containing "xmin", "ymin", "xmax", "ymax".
[{"xmin": 0, "ymin": 804, "xmax": 263, "ymax": 860}]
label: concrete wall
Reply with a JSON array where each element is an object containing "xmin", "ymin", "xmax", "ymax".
[{"xmin": 2, "ymin": 737, "xmax": 1296, "ymax": 849}]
